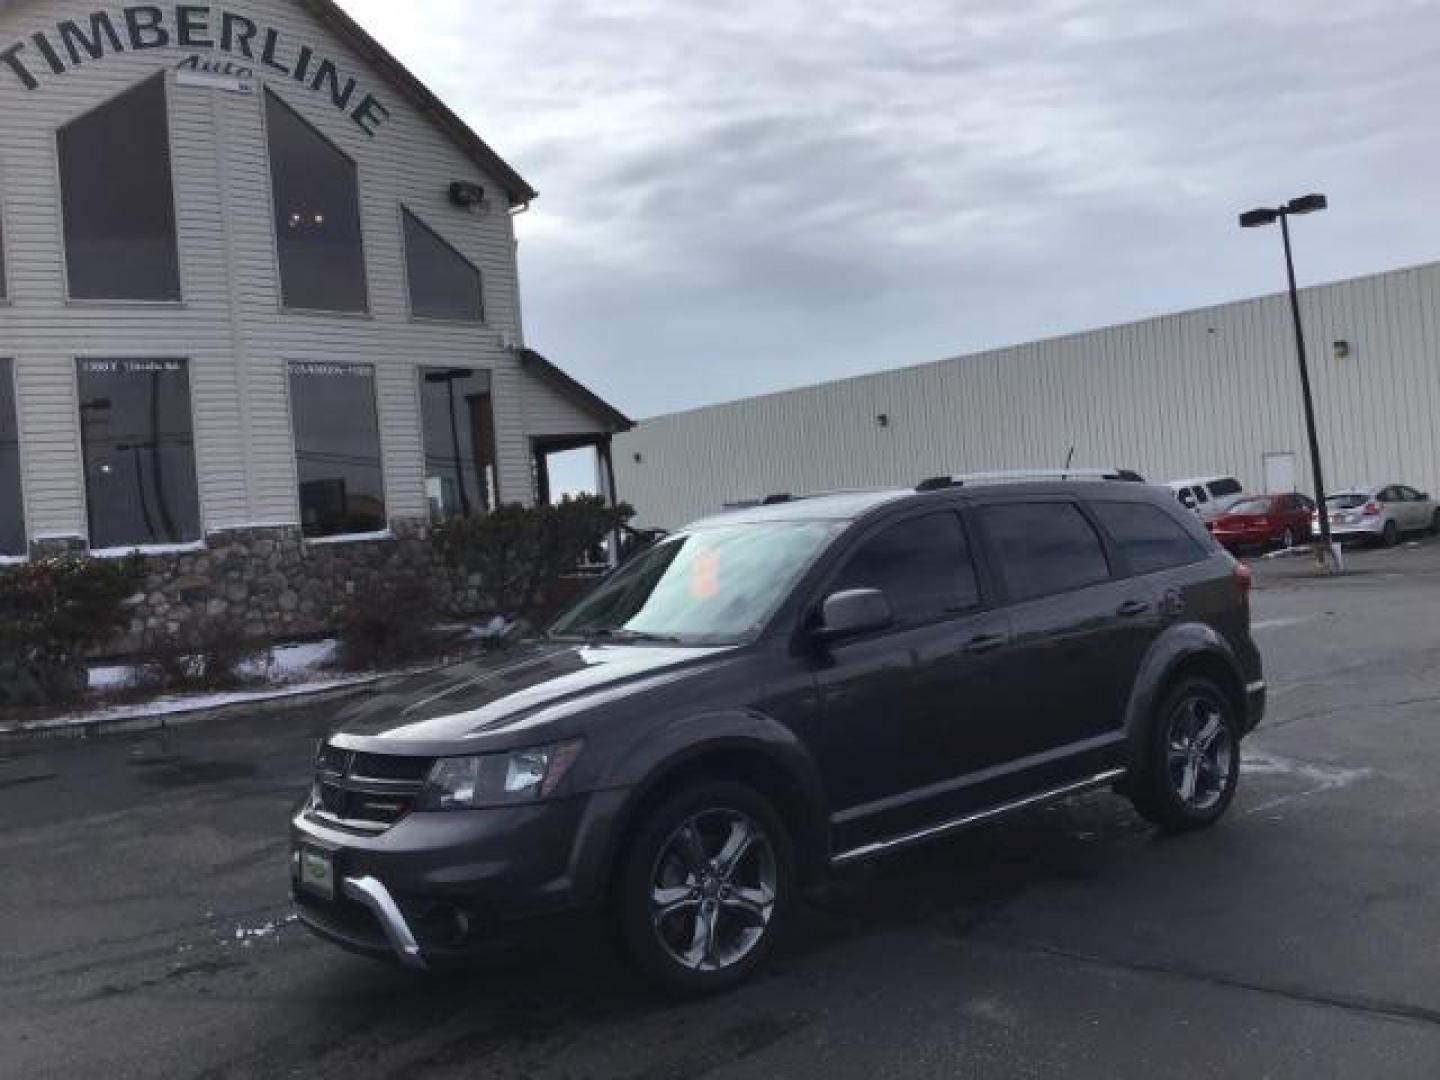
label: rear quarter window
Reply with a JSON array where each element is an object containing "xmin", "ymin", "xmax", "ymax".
[{"xmin": 1090, "ymin": 500, "xmax": 1208, "ymax": 575}]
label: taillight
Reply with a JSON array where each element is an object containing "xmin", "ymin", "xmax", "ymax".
[
  {"xmin": 1362, "ymin": 502, "xmax": 1382, "ymax": 516},
  {"xmin": 1233, "ymin": 561, "xmax": 1254, "ymax": 595}
]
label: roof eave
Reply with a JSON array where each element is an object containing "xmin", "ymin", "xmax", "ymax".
[{"xmin": 298, "ymin": 0, "xmax": 538, "ymax": 207}]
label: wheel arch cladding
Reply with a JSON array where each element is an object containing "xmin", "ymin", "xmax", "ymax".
[
  {"xmin": 1123, "ymin": 628, "xmax": 1246, "ymax": 778},
  {"xmin": 608, "ymin": 738, "xmax": 830, "ymax": 892}
]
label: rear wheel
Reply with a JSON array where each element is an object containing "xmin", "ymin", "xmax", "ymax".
[
  {"xmin": 1382, "ymin": 519, "xmax": 1399, "ymax": 547},
  {"xmin": 1131, "ymin": 677, "xmax": 1240, "ymax": 832},
  {"xmin": 615, "ymin": 780, "xmax": 795, "ymax": 997}
]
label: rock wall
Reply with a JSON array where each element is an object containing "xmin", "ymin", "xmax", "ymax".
[{"xmin": 32, "ymin": 519, "xmax": 487, "ymax": 655}]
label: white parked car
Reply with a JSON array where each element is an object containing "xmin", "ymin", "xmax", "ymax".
[
  {"xmin": 1167, "ymin": 476, "xmax": 1246, "ymax": 522},
  {"xmin": 1311, "ymin": 484, "xmax": 1440, "ymax": 546}
]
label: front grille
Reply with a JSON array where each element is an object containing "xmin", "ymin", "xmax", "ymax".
[{"xmin": 310, "ymin": 745, "xmax": 434, "ymax": 832}]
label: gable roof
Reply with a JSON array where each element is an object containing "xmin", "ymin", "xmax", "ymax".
[
  {"xmin": 519, "ymin": 348, "xmax": 635, "ymax": 433},
  {"xmin": 297, "ymin": 0, "xmax": 537, "ymax": 206},
  {"xmin": 0, "ymin": 0, "xmax": 538, "ymax": 206}
]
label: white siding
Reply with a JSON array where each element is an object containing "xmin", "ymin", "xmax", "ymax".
[
  {"xmin": 0, "ymin": 0, "xmax": 607, "ymax": 544},
  {"xmin": 616, "ymin": 261, "xmax": 1440, "ymax": 529}
]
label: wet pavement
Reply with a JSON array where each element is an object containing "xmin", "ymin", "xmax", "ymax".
[{"xmin": 4, "ymin": 541, "xmax": 1440, "ymax": 1078}]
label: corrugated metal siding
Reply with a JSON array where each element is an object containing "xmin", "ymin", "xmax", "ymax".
[
  {"xmin": 0, "ymin": 0, "xmax": 604, "ymax": 542},
  {"xmin": 615, "ymin": 262, "xmax": 1440, "ymax": 529}
]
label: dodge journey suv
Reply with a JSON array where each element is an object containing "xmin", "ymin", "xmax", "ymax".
[{"xmin": 292, "ymin": 473, "xmax": 1264, "ymax": 995}]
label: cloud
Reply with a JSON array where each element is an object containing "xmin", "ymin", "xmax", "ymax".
[{"xmin": 340, "ymin": 0, "xmax": 1440, "ymax": 416}]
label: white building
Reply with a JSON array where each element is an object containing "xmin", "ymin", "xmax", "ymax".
[
  {"xmin": 0, "ymin": 0, "xmax": 629, "ymax": 638},
  {"xmin": 615, "ymin": 260, "xmax": 1440, "ymax": 529}
]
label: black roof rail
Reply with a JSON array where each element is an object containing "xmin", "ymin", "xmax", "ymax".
[{"xmin": 916, "ymin": 467, "xmax": 1147, "ymax": 492}]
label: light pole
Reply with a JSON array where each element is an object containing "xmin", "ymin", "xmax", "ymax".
[{"xmin": 1239, "ymin": 193, "xmax": 1336, "ymax": 571}]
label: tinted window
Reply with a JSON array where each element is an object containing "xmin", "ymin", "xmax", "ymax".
[
  {"xmin": 1398, "ymin": 486, "xmax": 1420, "ymax": 501},
  {"xmin": 832, "ymin": 512, "xmax": 978, "ymax": 625},
  {"xmin": 1193, "ymin": 486, "xmax": 1210, "ymax": 504},
  {"xmin": 1229, "ymin": 497, "xmax": 1273, "ymax": 516},
  {"xmin": 266, "ymin": 91, "xmax": 367, "ymax": 312},
  {"xmin": 77, "ymin": 359, "xmax": 200, "ymax": 549},
  {"xmin": 404, "ymin": 209, "xmax": 484, "ymax": 321},
  {"xmin": 59, "ymin": 75, "xmax": 180, "ymax": 301},
  {"xmin": 288, "ymin": 362, "xmax": 385, "ymax": 538},
  {"xmin": 1327, "ymin": 492, "xmax": 1366, "ymax": 509},
  {"xmin": 1091, "ymin": 501, "xmax": 1206, "ymax": 575},
  {"xmin": 979, "ymin": 502, "xmax": 1110, "ymax": 601},
  {"xmin": 1207, "ymin": 478, "xmax": 1242, "ymax": 498},
  {"xmin": 0, "ymin": 359, "xmax": 23, "ymax": 555},
  {"xmin": 420, "ymin": 367, "xmax": 496, "ymax": 518}
]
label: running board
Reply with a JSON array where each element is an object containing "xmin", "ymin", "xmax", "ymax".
[{"xmin": 830, "ymin": 768, "xmax": 1127, "ymax": 866}]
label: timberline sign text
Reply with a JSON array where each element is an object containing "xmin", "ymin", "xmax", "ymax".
[{"xmin": 0, "ymin": 5, "xmax": 390, "ymax": 136}]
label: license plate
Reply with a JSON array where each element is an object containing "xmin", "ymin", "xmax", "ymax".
[{"xmin": 294, "ymin": 844, "xmax": 335, "ymax": 901}]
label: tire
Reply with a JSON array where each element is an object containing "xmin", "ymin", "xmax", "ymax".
[
  {"xmin": 1429, "ymin": 511, "xmax": 1440, "ymax": 538},
  {"xmin": 615, "ymin": 779, "xmax": 795, "ymax": 998},
  {"xmin": 1131, "ymin": 677, "xmax": 1241, "ymax": 832},
  {"xmin": 1382, "ymin": 519, "xmax": 1399, "ymax": 547}
]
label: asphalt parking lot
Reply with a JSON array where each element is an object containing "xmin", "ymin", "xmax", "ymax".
[{"xmin": 4, "ymin": 540, "xmax": 1440, "ymax": 1079}]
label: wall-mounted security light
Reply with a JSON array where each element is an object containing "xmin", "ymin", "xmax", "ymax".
[
  {"xmin": 1333, "ymin": 340, "xmax": 1351, "ymax": 360},
  {"xmin": 449, "ymin": 181, "xmax": 489, "ymax": 214},
  {"xmin": 876, "ymin": 413, "xmax": 890, "ymax": 428}
]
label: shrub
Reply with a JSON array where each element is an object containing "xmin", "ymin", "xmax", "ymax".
[
  {"xmin": 0, "ymin": 555, "xmax": 144, "ymax": 707},
  {"xmin": 333, "ymin": 577, "xmax": 439, "ymax": 671},
  {"xmin": 136, "ymin": 613, "xmax": 272, "ymax": 693},
  {"xmin": 432, "ymin": 494, "xmax": 634, "ymax": 620}
]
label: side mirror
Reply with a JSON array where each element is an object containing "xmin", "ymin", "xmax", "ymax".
[{"xmin": 815, "ymin": 588, "xmax": 892, "ymax": 643}]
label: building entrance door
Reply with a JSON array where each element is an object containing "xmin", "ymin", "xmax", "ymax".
[{"xmin": 1264, "ymin": 451, "xmax": 1297, "ymax": 494}]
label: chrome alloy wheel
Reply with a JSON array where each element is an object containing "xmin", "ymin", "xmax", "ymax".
[
  {"xmin": 648, "ymin": 809, "xmax": 778, "ymax": 973},
  {"xmin": 1166, "ymin": 693, "xmax": 1235, "ymax": 812}
]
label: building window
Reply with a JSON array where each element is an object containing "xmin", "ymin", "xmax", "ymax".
[
  {"xmin": 58, "ymin": 74, "xmax": 181, "ymax": 301},
  {"xmin": 420, "ymin": 368, "xmax": 496, "ymax": 519},
  {"xmin": 288, "ymin": 362, "xmax": 386, "ymax": 538},
  {"xmin": 77, "ymin": 360, "xmax": 200, "ymax": 550},
  {"xmin": 265, "ymin": 90, "xmax": 368, "ymax": 313},
  {"xmin": 0, "ymin": 359, "xmax": 24, "ymax": 556},
  {"xmin": 403, "ymin": 209, "xmax": 484, "ymax": 322}
]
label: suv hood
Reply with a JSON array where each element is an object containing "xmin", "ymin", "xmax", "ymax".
[{"xmin": 329, "ymin": 640, "xmax": 734, "ymax": 746}]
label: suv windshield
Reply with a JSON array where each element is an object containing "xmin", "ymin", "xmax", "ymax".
[{"xmin": 550, "ymin": 521, "xmax": 839, "ymax": 645}]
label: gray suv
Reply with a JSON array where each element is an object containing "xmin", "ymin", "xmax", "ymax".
[{"xmin": 292, "ymin": 475, "xmax": 1264, "ymax": 995}]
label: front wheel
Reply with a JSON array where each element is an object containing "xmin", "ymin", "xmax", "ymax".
[
  {"xmin": 1131, "ymin": 677, "xmax": 1241, "ymax": 832},
  {"xmin": 615, "ymin": 780, "xmax": 795, "ymax": 997},
  {"xmin": 1429, "ymin": 511, "xmax": 1440, "ymax": 537}
]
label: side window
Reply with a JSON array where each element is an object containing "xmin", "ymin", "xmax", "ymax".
[
  {"xmin": 0, "ymin": 358, "xmax": 23, "ymax": 556},
  {"xmin": 978, "ymin": 502, "xmax": 1110, "ymax": 601},
  {"xmin": 287, "ymin": 362, "xmax": 386, "ymax": 538},
  {"xmin": 1399, "ymin": 486, "xmax": 1420, "ymax": 502},
  {"xmin": 831, "ymin": 512, "xmax": 978, "ymax": 627},
  {"xmin": 77, "ymin": 359, "xmax": 200, "ymax": 549},
  {"xmin": 1208, "ymin": 478, "xmax": 1242, "ymax": 499},
  {"xmin": 1193, "ymin": 486, "xmax": 1210, "ymax": 505},
  {"xmin": 1090, "ymin": 501, "xmax": 1206, "ymax": 576},
  {"xmin": 403, "ymin": 208, "xmax": 484, "ymax": 322},
  {"xmin": 58, "ymin": 74, "xmax": 180, "ymax": 301},
  {"xmin": 266, "ymin": 90, "xmax": 368, "ymax": 313},
  {"xmin": 1378, "ymin": 487, "xmax": 1397, "ymax": 503}
]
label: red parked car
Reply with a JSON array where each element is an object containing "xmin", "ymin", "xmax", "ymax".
[{"xmin": 1209, "ymin": 492, "xmax": 1315, "ymax": 551}]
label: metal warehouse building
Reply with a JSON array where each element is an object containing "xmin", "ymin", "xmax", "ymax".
[
  {"xmin": 0, "ymin": 0, "xmax": 630, "ymax": 641},
  {"xmin": 615, "ymin": 260, "xmax": 1440, "ymax": 530}
]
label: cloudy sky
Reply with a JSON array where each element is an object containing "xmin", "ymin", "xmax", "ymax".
[{"xmin": 343, "ymin": 0, "xmax": 1440, "ymax": 422}]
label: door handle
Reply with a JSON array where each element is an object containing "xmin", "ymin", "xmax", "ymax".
[
  {"xmin": 965, "ymin": 632, "xmax": 1009, "ymax": 654},
  {"xmin": 1116, "ymin": 599, "xmax": 1150, "ymax": 617}
]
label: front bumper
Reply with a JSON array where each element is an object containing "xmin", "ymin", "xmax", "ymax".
[{"xmin": 290, "ymin": 787, "xmax": 630, "ymax": 968}]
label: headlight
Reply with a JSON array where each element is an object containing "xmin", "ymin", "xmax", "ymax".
[{"xmin": 416, "ymin": 741, "xmax": 583, "ymax": 810}]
